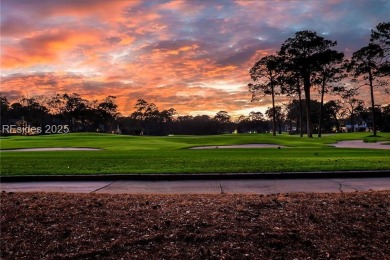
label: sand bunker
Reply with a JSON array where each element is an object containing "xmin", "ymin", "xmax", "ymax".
[
  {"xmin": 191, "ymin": 144, "xmax": 284, "ymax": 149},
  {"xmin": 331, "ymin": 140, "xmax": 390, "ymax": 149},
  {"xmin": 0, "ymin": 148, "xmax": 101, "ymax": 152},
  {"xmin": 192, "ymin": 141, "xmax": 390, "ymax": 150}
]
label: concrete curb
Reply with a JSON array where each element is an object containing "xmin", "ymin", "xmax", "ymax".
[{"xmin": 1, "ymin": 170, "xmax": 390, "ymax": 182}]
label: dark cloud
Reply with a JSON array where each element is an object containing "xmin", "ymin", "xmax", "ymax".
[
  {"xmin": 19, "ymin": 33, "xmax": 67, "ymax": 54},
  {"xmin": 216, "ymin": 47, "xmax": 257, "ymax": 66},
  {"xmin": 216, "ymin": 37, "xmax": 279, "ymax": 66},
  {"xmin": 0, "ymin": 16, "xmax": 33, "ymax": 36},
  {"xmin": 2, "ymin": 72, "xmax": 82, "ymax": 82},
  {"xmin": 105, "ymin": 36, "xmax": 122, "ymax": 45},
  {"xmin": 0, "ymin": 90, "xmax": 24, "ymax": 102}
]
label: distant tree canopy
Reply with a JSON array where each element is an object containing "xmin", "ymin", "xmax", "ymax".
[
  {"xmin": 278, "ymin": 31, "xmax": 343, "ymax": 137},
  {"xmin": 0, "ymin": 93, "xmax": 119, "ymax": 133},
  {"xmin": 249, "ymin": 55, "xmax": 284, "ymax": 136},
  {"xmin": 249, "ymin": 21, "xmax": 389, "ymax": 137},
  {"xmin": 1, "ymin": 91, "xmax": 389, "ymax": 136}
]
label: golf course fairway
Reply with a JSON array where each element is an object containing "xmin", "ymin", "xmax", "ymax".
[{"xmin": 0, "ymin": 132, "xmax": 389, "ymax": 176}]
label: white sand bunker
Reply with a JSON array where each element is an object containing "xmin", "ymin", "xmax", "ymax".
[
  {"xmin": 191, "ymin": 144, "xmax": 284, "ymax": 149},
  {"xmin": 331, "ymin": 140, "xmax": 390, "ymax": 149},
  {"xmin": 0, "ymin": 148, "xmax": 101, "ymax": 152}
]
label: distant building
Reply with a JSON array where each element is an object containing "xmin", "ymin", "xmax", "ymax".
[
  {"xmin": 341, "ymin": 121, "xmax": 368, "ymax": 133},
  {"xmin": 285, "ymin": 126, "xmax": 297, "ymax": 133}
]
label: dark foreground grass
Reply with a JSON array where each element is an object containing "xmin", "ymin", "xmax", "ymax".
[{"xmin": 1, "ymin": 133, "xmax": 390, "ymax": 176}]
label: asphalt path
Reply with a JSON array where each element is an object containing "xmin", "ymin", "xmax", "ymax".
[{"xmin": 1, "ymin": 177, "xmax": 389, "ymax": 194}]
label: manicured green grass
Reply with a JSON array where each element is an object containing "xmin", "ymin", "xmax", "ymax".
[{"xmin": 0, "ymin": 132, "xmax": 389, "ymax": 176}]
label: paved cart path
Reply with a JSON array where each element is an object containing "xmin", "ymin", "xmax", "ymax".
[{"xmin": 1, "ymin": 177, "xmax": 389, "ymax": 194}]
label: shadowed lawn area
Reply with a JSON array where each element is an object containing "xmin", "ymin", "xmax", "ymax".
[{"xmin": 0, "ymin": 132, "xmax": 389, "ymax": 176}]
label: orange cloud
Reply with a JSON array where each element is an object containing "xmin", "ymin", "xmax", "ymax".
[
  {"xmin": 152, "ymin": 44, "xmax": 199, "ymax": 56},
  {"xmin": 33, "ymin": 1, "xmax": 140, "ymax": 22},
  {"xmin": 204, "ymin": 65, "xmax": 238, "ymax": 79},
  {"xmin": 2, "ymin": 28, "xmax": 104, "ymax": 69},
  {"xmin": 159, "ymin": 0, "xmax": 205, "ymax": 16}
]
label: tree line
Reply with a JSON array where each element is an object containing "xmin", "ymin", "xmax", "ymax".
[
  {"xmin": 0, "ymin": 93, "xmax": 118, "ymax": 133},
  {"xmin": 1, "ymin": 93, "xmax": 390, "ymax": 136},
  {"xmin": 249, "ymin": 22, "xmax": 389, "ymax": 137},
  {"xmin": 0, "ymin": 22, "xmax": 389, "ymax": 136}
]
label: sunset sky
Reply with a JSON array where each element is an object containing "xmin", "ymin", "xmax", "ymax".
[{"xmin": 1, "ymin": 0, "xmax": 389, "ymax": 117}]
